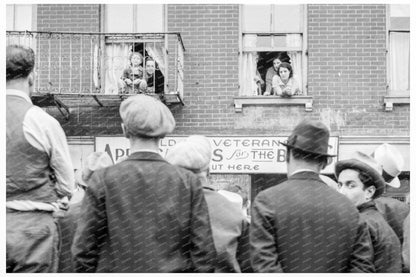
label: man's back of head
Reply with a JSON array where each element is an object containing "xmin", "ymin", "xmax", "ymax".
[{"xmin": 7, "ymin": 44, "xmax": 35, "ymax": 83}]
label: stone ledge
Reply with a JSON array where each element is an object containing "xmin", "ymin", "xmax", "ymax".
[
  {"xmin": 233, "ymin": 96, "xmax": 313, "ymax": 112},
  {"xmin": 383, "ymin": 95, "xmax": 410, "ymax": 112}
]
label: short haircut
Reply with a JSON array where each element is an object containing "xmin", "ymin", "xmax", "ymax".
[
  {"xmin": 277, "ymin": 62, "xmax": 294, "ymax": 79},
  {"xmin": 129, "ymin": 52, "xmax": 143, "ymax": 63},
  {"xmin": 357, "ymin": 170, "xmax": 377, "ymax": 199},
  {"xmin": 6, "ymin": 45, "xmax": 35, "ymax": 81},
  {"xmin": 288, "ymin": 147, "xmax": 329, "ymax": 169}
]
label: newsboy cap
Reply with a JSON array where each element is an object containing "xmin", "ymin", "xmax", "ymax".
[
  {"xmin": 280, "ymin": 119, "xmax": 336, "ymax": 157},
  {"xmin": 165, "ymin": 135, "xmax": 212, "ymax": 172},
  {"xmin": 120, "ymin": 94, "xmax": 175, "ymax": 138}
]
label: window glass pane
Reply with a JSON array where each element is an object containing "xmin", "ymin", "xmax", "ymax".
[
  {"xmin": 6, "ymin": 5, "xmax": 14, "ymax": 30},
  {"xmin": 273, "ymin": 5, "xmax": 303, "ymax": 33},
  {"xmin": 390, "ymin": 4, "xmax": 409, "ymax": 17},
  {"xmin": 105, "ymin": 5, "xmax": 134, "ymax": 32},
  {"xmin": 389, "ymin": 32, "xmax": 409, "ymax": 92},
  {"xmin": 9, "ymin": 5, "xmax": 33, "ymax": 31},
  {"xmin": 242, "ymin": 5, "xmax": 272, "ymax": 32},
  {"xmin": 136, "ymin": 4, "xmax": 164, "ymax": 32}
]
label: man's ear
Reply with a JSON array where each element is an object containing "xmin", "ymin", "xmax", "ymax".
[
  {"xmin": 121, "ymin": 123, "xmax": 129, "ymax": 138},
  {"xmin": 28, "ymin": 72, "xmax": 35, "ymax": 87},
  {"xmin": 365, "ymin": 185, "xmax": 376, "ymax": 201}
]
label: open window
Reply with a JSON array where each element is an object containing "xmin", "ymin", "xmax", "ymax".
[
  {"xmin": 240, "ymin": 5, "xmax": 307, "ymax": 96},
  {"xmin": 103, "ymin": 4, "xmax": 166, "ymax": 96},
  {"xmin": 385, "ymin": 4, "xmax": 410, "ymax": 111}
]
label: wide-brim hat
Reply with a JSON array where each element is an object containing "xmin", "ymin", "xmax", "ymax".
[
  {"xmin": 165, "ymin": 135, "xmax": 212, "ymax": 172},
  {"xmin": 280, "ymin": 119, "xmax": 336, "ymax": 157},
  {"xmin": 119, "ymin": 94, "xmax": 175, "ymax": 138},
  {"xmin": 75, "ymin": 152, "xmax": 114, "ymax": 187},
  {"xmin": 372, "ymin": 143, "xmax": 404, "ymax": 188},
  {"xmin": 335, "ymin": 151, "xmax": 385, "ymax": 199}
]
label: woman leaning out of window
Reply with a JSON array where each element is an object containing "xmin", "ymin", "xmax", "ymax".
[{"xmin": 271, "ymin": 62, "xmax": 301, "ymax": 97}]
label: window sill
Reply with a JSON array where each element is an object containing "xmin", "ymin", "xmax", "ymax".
[
  {"xmin": 233, "ymin": 96, "xmax": 313, "ymax": 112},
  {"xmin": 383, "ymin": 95, "xmax": 410, "ymax": 111}
]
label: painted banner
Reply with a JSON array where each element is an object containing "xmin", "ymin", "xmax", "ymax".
[{"xmin": 95, "ymin": 136, "xmax": 339, "ymax": 174}]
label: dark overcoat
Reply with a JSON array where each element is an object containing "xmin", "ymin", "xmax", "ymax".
[
  {"xmin": 374, "ymin": 196, "xmax": 409, "ymax": 244},
  {"xmin": 250, "ymin": 171, "xmax": 375, "ymax": 273},
  {"xmin": 72, "ymin": 151, "xmax": 216, "ymax": 273},
  {"xmin": 358, "ymin": 201, "xmax": 402, "ymax": 273}
]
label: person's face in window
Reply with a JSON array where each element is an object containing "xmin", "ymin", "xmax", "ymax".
[
  {"xmin": 273, "ymin": 58, "xmax": 282, "ymax": 71},
  {"xmin": 338, "ymin": 169, "xmax": 374, "ymax": 207},
  {"xmin": 131, "ymin": 54, "xmax": 142, "ymax": 67},
  {"xmin": 146, "ymin": 60, "xmax": 156, "ymax": 75},
  {"xmin": 279, "ymin": 67, "xmax": 290, "ymax": 82}
]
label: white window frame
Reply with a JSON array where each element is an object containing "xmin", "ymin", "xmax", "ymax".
[
  {"xmin": 384, "ymin": 4, "xmax": 410, "ymax": 111},
  {"xmin": 101, "ymin": 4, "xmax": 168, "ymax": 95},
  {"xmin": 238, "ymin": 4, "xmax": 308, "ymax": 96}
]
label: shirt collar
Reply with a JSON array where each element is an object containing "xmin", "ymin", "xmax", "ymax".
[
  {"xmin": 6, "ymin": 89, "xmax": 32, "ymax": 104},
  {"xmin": 289, "ymin": 168, "xmax": 318, "ymax": 177}
]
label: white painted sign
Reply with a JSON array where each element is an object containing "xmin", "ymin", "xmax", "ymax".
[{"xmin": 95, "ymin": 136, "xmax": 339, "ymax": 174}]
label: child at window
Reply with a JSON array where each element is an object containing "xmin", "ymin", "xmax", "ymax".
[
  {"xmin": 271, "ymin": 62, "xmax": 301, "ymax": 97},
  {"xmin": 119, "ymin": 52, "xmax": 147, "ymax": 94}
]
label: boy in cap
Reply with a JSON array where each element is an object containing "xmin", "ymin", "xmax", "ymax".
[
  {"xmin": 336, "ymin": 152, "xmax": 402, "ymax": 273},
  {"xmin": 166, "ymin": 135, "xmax": 251, "ymax": 273},
  {"xmin": 250, "ymin": 119, "xmax": 374, "ymax": 273},
  {"xmin": 72, "ymin": 95, "xmax": 216, "ymax": 273},
  {"xmin": 372, "ymin": 143, "xmax": 409, "ymax": 244}
]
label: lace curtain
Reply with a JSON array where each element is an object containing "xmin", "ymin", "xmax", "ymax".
[
  {"xmin": 241, "ymin": 52, "xmax": 259, "ymax": 96},
  {"xmin": 104, "ymin": 42, "xmax": 166, "ymax": 94},
  {"xmin": 104, "ymin": 43, "xmax": 130, "ymax": 94}
]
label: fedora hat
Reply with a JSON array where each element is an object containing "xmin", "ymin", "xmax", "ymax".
[
  {"xmin": 335, "ymin": 151, "xmax": 385, "ymax": 199},
  {"xmin": 75, "ymin": 152, "xmax": 114, "ymax": 187},
  {"xmin": 372, "ymin": 143, "xmax": 404, "ymax": 188},
  {"xmin": 280, "ymin": 119, "xmax": 336, "ymax": 157}
]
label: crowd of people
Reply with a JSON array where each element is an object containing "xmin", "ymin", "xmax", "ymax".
[{"xmin": 6, "ymin": 44, "xmax": 410, "ymax": 273}]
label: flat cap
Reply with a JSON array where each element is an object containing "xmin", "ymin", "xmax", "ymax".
[
  {"xmin": 120, "ymin": 95, "xmax": 175, "ymax": 138},
  {"xmin": 166, "ymin": 135, "xmax": 212, "ymax": 172}
]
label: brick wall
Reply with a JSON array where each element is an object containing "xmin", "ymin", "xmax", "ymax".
[
  {"xmin": 37, "ymin": 4, "xmax": 100, "ymax": 33},
  {"xmin": 37, "ymin": 4, "xmax": 409, "ymax": 138},
  {"xmin": 308, "ymin": 4, "xmax": 409, "ymax": 136},
  {"xmin": 167, "ymin": 4, "xmax": 240, "ymax": 135}
]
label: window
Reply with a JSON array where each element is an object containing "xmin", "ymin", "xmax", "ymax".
[
  {"xmin": 6, "ymin": 5, "xmax": 36, "ymax": 48},
  {"xmin": 388, "ymin": 4, "xmax": 409, "ymax": 96},
  {"xmin": 103, "ymin": 4, "xmax": 166, "ymax": 95},
  {"xmin": 239, "ymin": 5, "xmax": 306, "ymax": 96}
]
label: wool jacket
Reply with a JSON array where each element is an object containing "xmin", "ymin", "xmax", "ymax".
[
  {"xmin": 250, "ymin": 171, "xmax": 375, "ymax": 273},
  {"xmin": 72, "ymin": 152, "xmax": 217, "ymax": 273}
]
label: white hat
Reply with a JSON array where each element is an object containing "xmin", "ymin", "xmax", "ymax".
[
  {"xmin": 165, "ymin": 135, "xmax": 212, "ymax": 172},
  {"xmin": 372, "ymin": 143, "xmax": 404, "ymax": 188},
  {"xmin": 319, "ymin": 175, "xmax": 338, "ymax": 191},
  {"xmin": 75, "ymin": 152, "xmax": 113, "ymax": 187}
]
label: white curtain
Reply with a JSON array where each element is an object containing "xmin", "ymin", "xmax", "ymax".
[
  {"xmin": 288, "ymin": 51, "xmax": 302, "ymax": 92},
  {"xmin": 145, "ymin": 42, "xmax": 166, "ymax": 76},
  {"xmin": 104, "ymin": 43, "xmax": 130, "ymax": 94},
  {"xmin": 241, "ymin": 52, "xmax": 259, "ymax": 96},
  {"xmin": 390, "ymin": 32, "xmax": 409, "ymax": 92}
]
